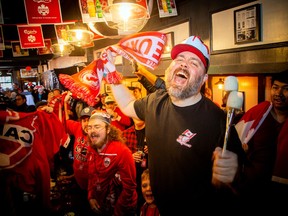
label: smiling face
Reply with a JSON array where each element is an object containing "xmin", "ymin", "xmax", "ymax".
[
  {"xmin": 270, "ymin": 80, "xmax": 288, "ymax": 111},
  {"xmin": 165, "ymin": 51, "xmax": 207, "ymax": 100},
  {"xmin": 141, "ymin": 174, "xmax": 155, "ymax": 205},
  {"xmin": 80, "ymin": 116, "xmax": 90, "ymax": 135}
]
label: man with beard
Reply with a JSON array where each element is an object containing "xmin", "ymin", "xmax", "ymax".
[
  {"xmin": 87, "ymin": 111, "xmax": 137, "ymax": 216},
  {"xmin": 235, "ymin": 71, "xmax": 288, "ymax": 214},
  {"xmin": 108, "ymin": 36, "xmax": 243, "ymax": 214}
]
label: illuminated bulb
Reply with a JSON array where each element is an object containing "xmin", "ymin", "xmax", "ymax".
[
  {"xmin": 59, "ymin": 44, "xmax": 64, "ymax": 56},
  {"xmin": 165, "ymin": 45, "xmax": 171, "ymax": 53},
  {"xmin": 75, "ymin": 30, "xmax": 83, "ymax": 40},
  {"xmin": 119, "ymin": 3, "xmax": 131, "ymax": 21},
  {"xmin": 218, "ymin": 84, "xmax": 224, "ymax": 90},
  {"xmin": 102, "ymin": 1, "xmax": 150, "ymax": 34},
  {"xmin": 59, "ymin": 44, "xmax": 64, "ymax": 52}
]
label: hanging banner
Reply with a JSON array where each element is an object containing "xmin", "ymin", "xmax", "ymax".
[
  {"xmin": 157, "ymin": 0, "xmax": 177, "ymax": 18},
  {"xmin": 38, "ymin": 39, "xmax": 52, "ymax": 55},
  {"xmin": 17, "ymin": 25, "xmax": 45, "ymax": 49},
  {"xmin": 24, "ymin": 0, "xmax": 63, "ymax": 24}
]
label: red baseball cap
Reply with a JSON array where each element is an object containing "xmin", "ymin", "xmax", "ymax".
[{"xmin": 171, "ymin": 36, "xmax": 210, "ymax": 69}]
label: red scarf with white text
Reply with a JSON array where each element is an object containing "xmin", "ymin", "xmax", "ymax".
[{"xmin": 59, "ymin": 31, "xmax": 167, "ymax": 106}]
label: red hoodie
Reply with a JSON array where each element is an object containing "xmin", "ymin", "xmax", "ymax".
[{"xmin": 88, "ymin": 140, "xmax": 137, "ymax": 215}]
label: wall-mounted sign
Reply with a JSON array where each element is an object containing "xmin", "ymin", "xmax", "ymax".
[
  {"xmin": 20, "ymin": 68, "xmax": 38, "ymax": 78},
  {"xmin": 234, "ymin": 4, "xmax": 261, "ymax": 44},
  {"xmin": 24, "ymin": 0, "xmax": 62, "ymax": 24},
  {"xmin": 17, "ymin": 25, "xmax": 45, "ymax": 49},
  {"xmin": 157, "ymin": 0, "xmax": 177, "ymax": 18}
]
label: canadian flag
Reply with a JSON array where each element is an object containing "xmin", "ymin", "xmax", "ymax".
[
  {"xmin": 235, "ymin": 101, "xmax": 272, "ymax": 147},
  {"xmin": 235, "ymin": 101, "xmax": 288, "ymax": 179}
]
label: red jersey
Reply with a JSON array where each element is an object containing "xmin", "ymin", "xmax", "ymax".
[
  {"xmin": 66, "ymin": 119, "xmax": 91, "ymax": 190},
  {"xmin": 88, "ymin": 140, "xmax": 137, "ymax": 215},
  {"xmin": 0, "ymin": 109, "xmax": 70, "ymax": 208}
]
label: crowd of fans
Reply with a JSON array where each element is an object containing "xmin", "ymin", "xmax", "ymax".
[
  {"xmin": 1, "ymin": 34, "xmax": 287, "ymax": 216},
  {"xmin": 0, "ymin": 75, "xmax": 158, "ymax": 216}
]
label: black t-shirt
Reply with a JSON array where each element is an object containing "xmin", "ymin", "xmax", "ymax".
[{"xmin": 134, "ymin": 89, "xmax": 242, "ymax": 214}]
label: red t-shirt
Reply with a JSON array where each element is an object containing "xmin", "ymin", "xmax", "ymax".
[{"xmin": 88, "ymin": 140, "xmax": 137, "ymax": 215}]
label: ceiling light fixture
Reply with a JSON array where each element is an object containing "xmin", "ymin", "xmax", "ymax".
[
  {"xmin": 51, "ymin": 43, "xmax": 75, "ymax": 57},
  {"xmin": 89, "ymin": 0, "xmax": 153, "ymax": 38},
  {"xmin": 102, "ymin": 0, "xmax": 150, "ymax": 35},
  {"xmin": 65, "ymin": 22, "xmax": 94, "ymax": 47}
]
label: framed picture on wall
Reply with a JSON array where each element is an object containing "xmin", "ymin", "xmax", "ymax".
[
  {"xmin": 11, "ymin": 41, "xmax": 29, "ymax": 57},
  {"xmin": 37, "ymin": 39, "xmax": 52, "ymax": 55},
  {"xmin": 234, "ymin": 4, "xmax": 261, "ymax": 44},
  {"xmin": 20, "ymin": 68, "xmax": 38, "ymax": 78},
  {"xmin": 161, "ymin": 32, "xmax": 174, "ymax": 59}
]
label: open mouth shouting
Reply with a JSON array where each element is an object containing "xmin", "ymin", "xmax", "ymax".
[{"xmin": 172, "ymin": 68, "xmax": 189, "ymax": 86}]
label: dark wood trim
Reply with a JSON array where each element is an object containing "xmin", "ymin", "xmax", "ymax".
[{"xmin": 211, "ymin": 41, "xmax": 288, "ymax": 55}]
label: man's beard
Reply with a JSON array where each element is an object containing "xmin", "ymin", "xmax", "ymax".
[
  {"xmin": 89, "ymin": 133, "xmax": 107, "ymax": 150},
  {"xmin": 166, "ymin": 68, "xmax": 204, "ymax": 100}
]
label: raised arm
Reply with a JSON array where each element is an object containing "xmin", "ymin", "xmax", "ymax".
[
  {"xmin": 110, "ymin": 84, "xmax": 139, "ymax": 120},
  {"xmin": 135, "ymin": 63, "xmax": 158, "ymax": 84}
]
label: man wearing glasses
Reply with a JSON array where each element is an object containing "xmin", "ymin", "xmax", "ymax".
[{"xmin": 87, "ymin": 111, "xmax": 137, "ymax": 216}]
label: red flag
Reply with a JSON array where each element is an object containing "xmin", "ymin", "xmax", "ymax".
[
  {"xmin": 274, "ymin": 118, "xmax": 288, "ymax": 178},
  {"xmin": 59, "ymin": 60, "xmax": 102, "ymax": 107},
  {"xmin": 235, "ymin": 101, "xmax": 272, "ymax": 148},
  {"xmin": 0, "ymin": 110, "xmax": 70, "ymax": 208},
  {"xmin": 235, "ymin": 101, "xmax": 288, "ymax": 179}
]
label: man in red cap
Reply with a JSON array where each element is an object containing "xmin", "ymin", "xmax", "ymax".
[{"xmin": 109, "ymin": 36, "xmax": 244, "ymax": 214}]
